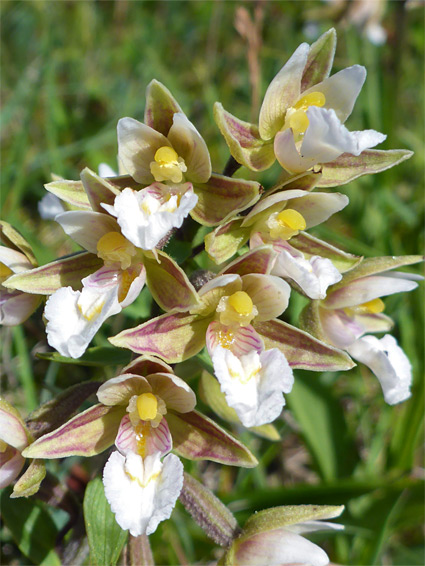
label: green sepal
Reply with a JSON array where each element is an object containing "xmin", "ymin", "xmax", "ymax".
[
  {"xmin": 204, "ymin": 217, "xmax": 250, "ymax": 265},
  {"xmin": 109, "ymin": 311, "xmax": 211, "ymax": 363},
  {"xmin": 22, "ymin": 404, "xmax": 123, "ymax": 459},
  {"xmin": 318, "ymin": 149, "xmax": 414, "ymax": 187},
  {"xmin": 213, "ymin": 102, "xmax": 275, "ymax": 172},
  {"xmin": 11, "ymin": 459, "xmax": 46, "ymax": 498},
  {"xmin": 290, "ymin": 231, "xmax": 362, "ymax": 272},
  {"xmin": 3, "ymin": 252, "xmax": 103, "ymax": 295},
  {"xmin": 191, "ymin": 173, "xmax": 261, "ymax": 227},
  {"xmin": 267, "ymin": 170, "xmax": 322, "ymax": 195},
  {"xmin": 80, "ymin": 167, "xmax": 120, "ymax": 213},
  {"xmin": 167, "ymin": 410, "xmax": 258, "ymax": 468},
  {"xmin": 299, "ymin": 300, "xmax": 326, "ymax": 341},
  {"xmin": 45, "ymin": 179, "xmax": 91, "ymax": 209},
  {"xmin": 0, "ymin": 221, "xmax": 37, "ymax": 266},
  {"xmin": 144, "ymin": 79, "xmax": 184, "ymax": 136},
  {"xmin": 143, "ymin": 250, "xmax": 200, "ymax": 312},
  {"xmin": 221, "ymin": 245, "xmax": 277, "ymax": 276},
  {"xmin": 301, "ymin": 28, "xmax": 336, "ymax": 91},
  {"xmin": 199, "ymin": 371, "xmax": 280, "ymax": 441},
  {"xmin": 179, "ymin": 472, "xmax": 240, "ymax": 547},
  {"xmin": 254, "ymin": 318, "xmax": 355, "ymax": 371}
]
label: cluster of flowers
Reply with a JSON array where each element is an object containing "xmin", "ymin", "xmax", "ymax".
[{"xmin": 0, "ymin": 29, "xmax": 421, "ymax": 564}]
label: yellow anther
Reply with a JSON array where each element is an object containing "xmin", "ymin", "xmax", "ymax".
[
  {"xmin": 294, "ymin": 91, "xmax": 326, "ymax": 110},
  {"xmin": 150, "ymin": 145, "xmax": 187, "ymax": 183},
  {"xmin": 228, "ymin": 291, "xmax": 254, "ymax": 315},
  {"xmin": 277, "ymin": 209, "xmax": 307, "ymax": 231},
  {"xmin": 359, "ymin": 298, "xmax": 385, "ymax": 314},
  {"xmin": 96, "ymin": 231, "xmax": 136, "ymax": 270},
  {"xmin": 154, "ymin": 146, "xmax": 179, "ymax": 164},
  {"xmin": 217, "ymin": 328, "xmax": 235, "ymax": 349},
  {"xmin": 287, "ymin": 109, "xmax": 310, "ymax": 135},
  {"xmin": 268, "ymin": 209, "xmax": 306, "ymax": 240},
  {"xmin": 0, "ymin": 263, "xmax": 13, "ymax": 283},
  {"xmin": 136, "ymin": 393, "xmax": 158, "ymax": 421}
]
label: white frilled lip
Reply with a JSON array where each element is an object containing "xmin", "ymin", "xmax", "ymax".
[
  {"xmin": 212, "ymin": 346, "xmax": 294, "ymax": 428},
  {"xmin": 103, "ymin": 451, "xmax": 183, "ymax": 537},
  {"xmin": 101, "ymin": 183, "xmax": 198, "ymax": 251},
  {"xmin": 346, "ymin": 334, "xmax": 412, "ymax": 405},
  {"xmin": 242, "ymin": 188, "xmax": 349, "ymax": 230},
  {"xmin": 55, "ymin": 211, "xmax": 120, "ymax": 254},
  {"xmin": 324, "ymin": 272, "xmax": 419, "ymax": 309},
  {"xmin": 274, "ymin": 107, "xmax": 386, "ymax": 174},
  {"xmin": 0, "ymin": 247, "xmax": 33, "ymax": 274},
  {"xmin": 117, "ymin": 113, "xmax": 211, "ymax": 185},
  {"xmin": 97, "ymin": 372, "xmax": 196, "ymax": 414},
  {"xmin": 272, "ymin": 250, "xmax": 342, "ymax": 300}
]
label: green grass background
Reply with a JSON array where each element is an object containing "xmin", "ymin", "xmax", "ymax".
[{"xmin": 1, "ymin": 1, "xmax": 424, "ymax": 565}]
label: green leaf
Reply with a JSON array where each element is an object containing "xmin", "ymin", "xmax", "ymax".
[
  {"xmin": 0, "ymin": 487, "xmax": 61, "ymax": 566},
  {"xmin": 84, "ymin": 477, "xmax": 128, "ymax": 566},
  {"xmin": 287, "ymin": 372, "xmax": 359, "ymax": 480},
  {"xmin": 36, "ymin": 346, "xmax": 131, "ymax": 366}
]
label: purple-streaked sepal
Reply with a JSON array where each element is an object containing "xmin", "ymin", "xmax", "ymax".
[
  {"xmin": 3, "ymin": 252, "xmax": 103, "ymax": 295},
  {"xmin": 22, "ymin": 404, "xmax": 124, "ymax": 459},
  {"xmin": 318, "ymin": 149, "xmax": 413, "ymax": 187},
  {"xmin": 80, "ymin": 167, "xmax": 120, "ymax": 212},
  {"xmin": 109, "ymin": 312, "xmax": 211, "ymax": 362},
  {"xmin": 167, "ymin": 410, "xmax": 258, "ymax": 468},
  {"xmin": 204, "ymin": 217, "xmax": 250, "ymax": 265},
  {"xmin": 44, "ymin": 179, "xmax": 91, "ymax": 209},
  {"xmin": 11, "ymin": 459, "xmax": 46, "ymax": 498},
  {"xmin": 122, "ymin": 355, "xmax": 174, "ymax": 377},
  {"xmin": 191, "ymin": 174, "xmax": 261, "ymax": 227},
  {"xmin": 301, "ymin": 28, "xmax": 336, "ymax": 91},
  {"xmin": 253, "ymin": 318, "xmax": 355, "ymax": 371},
  {"xmin": 144, "ymin": 79, "xmax": 184, "ymax": 136},
  {"xmin": 290, "ymin": 232, "xmax": 362, "ymax": 273},
  {"xmin": 221, "ymin": 246, "xmax": 277, "ymax": 276}
]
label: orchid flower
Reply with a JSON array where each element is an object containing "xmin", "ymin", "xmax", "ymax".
[
  {"xmin": 302, "ymin": 256, "xmax": 423, "ymax": 404},
  {"xmin": 0, "ymin": 399, "xmax": 30, "ymax": 489},
  {"xmin": 0, "ymin": 223, "xmax": 41, "ymax": 326},
  {"xmin": 214, "ymin": 29, "xmax": 411, "ymax": 186},
  {"xmin": 222, "ymin": 504, "xmax": 344, "ymax": 566}
]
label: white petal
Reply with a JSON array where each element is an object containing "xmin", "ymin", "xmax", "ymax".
[
  {"xmin": 301, "ymin": 107, "xmax": 385, "ymax": 162},
  {"xmin": 167, "ymin": 113, "xmax": 211, "ymax": 183},
  {"xmin": 198, "ymin": 273, "xmax": 241, "ymax": 297},
  {"xmin": 147, "ymin": 373, "xmax": 196, "ymax": 413},
  {"xmin": 45, "ymin": 268, "xmax": 122, "ymax": 358},
  {"xmin": 0, "ymin": 248, "xmax": 32, "ymax": 273},
  {"xmin": 241, "ymin": 274, "xmax": 291, "ymax": 321},
  {"xmin": 55, "ymin": 211, "xmax": 119, "ymax": 254},
  {"xmin": 106, "ymin": 185, "xmax": 197, "ymax": 250},
  {"xmin": 274, "ymin": 128, "xmax": 319, "ymax": 173},
  {"xmin": 117, "ymin": 117, "xmax": 171, "ymax": 184},
  {"xmin": 304, "ymin": 64, "xmax": 367, "ymax": 122},
  {"xmin": 325, "ymin": 274, "xmax": 418, "ymax": 309},
  {"xmin": 0, "ymin": 291, "xmax": 40, "ymax": 326},
  {"xmin": 38, "ymin": 193, "xmax": 65, "ymax": 220},
  {"xmin": 289, "ymin": 520, "xmax": 344, "ymax": 535},
  {"xmin": 235, "ymin": 528, "xmax": 330, "ymax": 566},
  {"xmin": 319, "ymin": 308, "xmax": 365, "ymax": 349},
  {"xmin": 0, "ymin": 447, "xmax": 25, "ymax": 489},
  {"xmin": 346, "ymin": 335, "xmax": 412, "ymax": 404},
  {"xmin": 274, "ymin": 251, "xmax": 341, "ymax": 299},
  {"xmin": 103, "ymin": 451, "xmax": 183, "ymax": 536},
  {"xmin": 0, "ymin": 408, "xmax": 28, "ymax": 450},
  {"xmin": 212, "ymin": 346, "xmax": 293, "ymax": 427},
  {"xmin": 98, "ymin": 163, "xmax": 118, "ymax": 178}
]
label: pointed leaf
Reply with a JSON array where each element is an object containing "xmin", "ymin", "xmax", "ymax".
[
  {"xmin": 3, "ymin": 252, "xmax": 102, "ymax": 294},
  {"xmin": 242, "ymin": 504, "xmax": 344, "ymax": 538},
  {"xmin": 180, "ymin": 472, "xmax": 240, "ymax": 547},
  {"xmin": 80, "ymin": 167, "xmax": 120, "ymax": 212},
  {"xmin": 301, "ymin": 28, "xmax": 337, "ymax": 91},
  {"xmin": 167, "ymin": 410, "xmax": 258, "ymax": 467},
  {"xmin": 317, "ymin": 149, "xmax": 414, "ymax": 187},
  {"xmin": 204, "ymin": 218, "xmax": 250, "ymax": 265},
  {"xmin": 0, "ymin": 221, "xmax": 37, "ymax": 266},
  {"xmin": 11, "ymin": 459, "xmax": 46, "ymax": 498},
  {"xmin": 254, "ymin": 318, "xmax": 355, "ymax": 371},
  {"xmin": 26, "ymin": 381, "xmax": 101, "ymax": 438},
  {"xmin": 290, "ymin": 232, "xmax": 362, "ymax": 272},
  {"xmin": 84, "ymin": 477, "xmax": 128, "ymax": 566},
  {"xmin": 1, "ymin": 488, "xmax": 61, "ymax": 566},
  {"xmin": 191, "ymin": 173, "xmax": 260, "ymax": 227},
  {"xmin": 213, "ymin": 103, "xmax": 275, "ymax": 171},
  {"xmin": 45, "ymin": 179, "xmax": 91, "ymax": 209},
  {"xmin": 22, "ymin": 404, "xmax": 123, "ymax": 459},
  {"xmin": 110, "ymin": 312, "xmax": 211, "ymax": 363},
  {"xmin": 199, "ymin": 370, "xmax": 280, "ymax": 441},
  {"xmin": 36, "ymin": 346, "xmax": 131, "ymax": 366},
  {"xmin": 144, "ymin": 250, "xmax": 200, "ymax": 312},
  {"xmin": 221, "ymin": 246, "xmax": 277, "ymax": 276},
  {"xmin": 144, "ymin": 79, "xmax": 183, "ymax": 135}
]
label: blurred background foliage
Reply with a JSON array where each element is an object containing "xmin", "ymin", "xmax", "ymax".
[{"xmin": 1, "ymin": 1, "xmax": 424, "ymax": 565}]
